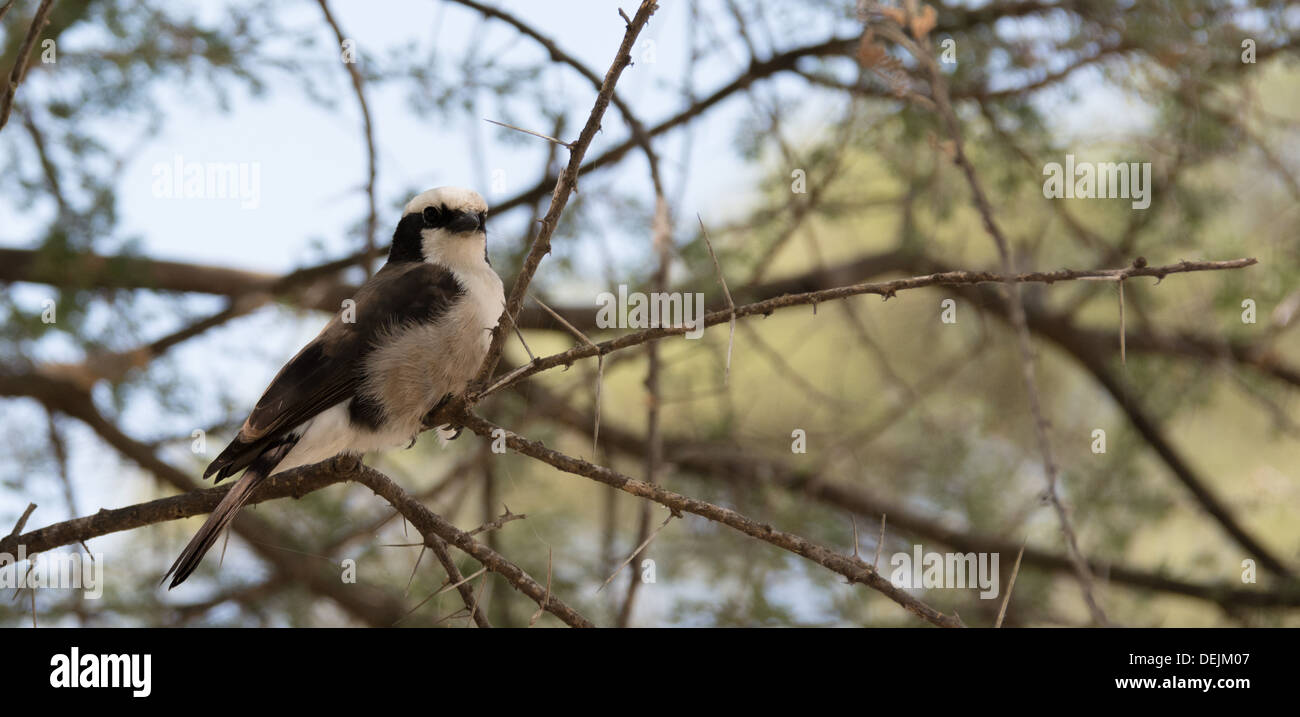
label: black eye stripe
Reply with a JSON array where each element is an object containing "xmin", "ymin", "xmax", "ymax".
[{"xmin": 421, "ymin": 206, "xmax": 487, "ymax": 229}]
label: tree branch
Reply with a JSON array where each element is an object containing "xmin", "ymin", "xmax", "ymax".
[
  {"xmin": 472, "ymin": 0, "xmax": 660, "ymax": 390},
  {"xmin": 457, "ymin": 412, "xmax": 965, "ymax": 628},
  {"xmin": 519, "ymin": 378, "xmax": 1300, "ymax": 611},
  {"xmin": 0, "ymin": 0, "xmax": 56, "ymax": 132},
  {"xmin": 477, "ymin": 257, "xmax": 1258, "ymax": 399},
  {"xmin": 350, "ymin": 462, "xmax": 593, "ymax": 627},
  {"xmin": 316, "ymin": 0, "xmax": 379, "ymax": 274}
]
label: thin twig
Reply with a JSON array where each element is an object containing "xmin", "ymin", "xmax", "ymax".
[
  {"xmin": 850, "ymin": 514, "xmax": 860, "ymax": 560},
  {"xmin": 698, "ymin": 215, "xmax": 736, "ymax": 384},
  {"xmin": 477, "ymin": 257, "xmax": 1258, "ymax": 399},
  {"xmin": 500, "ymin": 301, "xmax": 536, "ymax": 361},
  {"xmin": 1118, "ymin": 278, "xmax": 1126, "ymax": 366},
  {"xmin": 598, "ymin": 511, "xmax": 674, "ymax": 593},
  {"xmin": 483, "ymin": 118, "xmax": 573, "ymax": 149},
  {"xmin": 395, "ymin": 566, "xmax": 486, "ymax": 625},
  {"xmin": 873, "ymin": 514, "xmax": 886, "ymax": 571},
  {"xmin": 995, "ymin": 540, "xmax": 1027, "ymax": 628},
  {"xmin": 875, "ymin": 17, "xmax": 1109, "ymax": 623},
  {"xmin": 466, "ymin": 508, "xmax": 527, "ymax": 537},
  {"xmin": 426, "ymin": 537, "xmax": 492, "ymax": 627},
  {"xmin": 528, "ymin": 548, "xmax": 553, "ymax": 627},
  {"xmin": 9, "ymin": 503, "xmax": 36, "ymax": 538},
  {"xmin": 531, "ymin": 293, "xmax": 603, "ymax": 454},
  {"xmin": 461, "ymin": 413, "xmax": 964, "ymax": 628},
  {"xmin": 403, "ymin": 545, "xmax": 426, "ymax": 596},
  {"xmin": 354, "ymin": 465, "xmax": 592, "ymax": 627},
  {"xmin": 316, "ymin": 0, "xmax": 379, "ymax": 275},
  {"xmin": 0, "ymin": 0, "xmax": 57, "ymax": 133},
  {"xmin": 470, "ymin": 0, "xmax": 660, "ymax": 392}
]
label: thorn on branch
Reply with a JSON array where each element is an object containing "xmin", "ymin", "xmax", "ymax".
[
  {"xmin": 697, "ymin": 216, "xmax": 736, "ymax": 385},
  {"xmin": 849, "ymin": 514, "xmax": 860, "ymax": 561},
  {"xmin": 597, "ymin": 510, "xmax": 675, "ymax": 593},
  {"xmin": 528, "ymin": 548, "xmax": 553, "ymax": 627},
  {"xmin": 484, "ymin": 118, "xmax": 574, "ymax": 150},
  {"xmin": 873, "ymin": 513, "xmax": 887, "ymax": 571},
  {"xmin": 994, "ymin": 540, "xmax": 1027, "ymax": 628},
  {"xmin": 9, "ymin": 503, "xmax": 36, "ymax": 538},
  {"xmin": 1118, "ymin": 279, "xmax": 1127, "ymax": 367}
]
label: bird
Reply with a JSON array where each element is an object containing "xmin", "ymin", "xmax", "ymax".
[{"xmin": 163, "ymin": 186, "xmax": 505, "ymax": 589}]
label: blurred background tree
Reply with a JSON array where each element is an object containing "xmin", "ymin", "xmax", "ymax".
[{"xmin": 0, "ymin": 0, "xmax": 1297, "ymax": 626}]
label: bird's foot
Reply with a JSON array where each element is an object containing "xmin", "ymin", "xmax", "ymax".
[
  {"xmin": 333, "ymin": 453, "xmax": 362, "ymax": 473},
  {"xmin": 421, "ymin": 393, "xmax": 454, "ymax": 431}
]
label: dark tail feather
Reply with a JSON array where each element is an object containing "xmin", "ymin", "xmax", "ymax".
[
  {"xmin": 162, "ymin": 468, "xmax": 268, "ymax": 589},
  {"xmin": 164, "ymin": 437, "xmax": 297, "ymax": 589}
]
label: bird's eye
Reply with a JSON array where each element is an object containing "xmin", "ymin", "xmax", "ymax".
[
  {"xmin": 478, "ymin": 211, "xmax": 487, "ymax": 229},
  {"xmin": 422, "ymin": 206, "xmax": 442, "ymax": 226}
]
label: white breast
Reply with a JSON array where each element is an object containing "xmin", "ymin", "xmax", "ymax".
[
  {"xmin": 274, "ymin": 234, "xmax": 505, "ymax": 476},
  {"xmin": 358, "ymin": 255, "xmax": 504, "ymax": 440},
  {"xmin": 447, "ymin": 259, "xmax": 506, "ymax": 356}
]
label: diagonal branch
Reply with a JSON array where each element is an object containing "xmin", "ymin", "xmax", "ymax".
[
  {"xmin": 351, "ymin": 463, "xmax": 592, "ymax": 627},
  {"xmin": 521, "ymin": 378, "xmax": 1300, "ymax": 610},
  {"xmin": 471, "ymin": 0, "xmax": 659, "ymax": 390},
  {"xmin": 925, "ymin": 48, "xmax": 1110, "ymax": 624},
  {"xmin": 457, "ymin": 412, "xmax": 964, "ymax": 628},
  {"xmin": 0, "ymin": 0, "xmax": 56, "ymax": 132},
  {"xmin": 425, "ymin": 535, "xmax": 492, "ymax": 627}
]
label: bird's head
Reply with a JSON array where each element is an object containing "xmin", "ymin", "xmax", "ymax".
[{"xmin": 389, "ymin": 186, "xmax": 490, "ymax": 269}]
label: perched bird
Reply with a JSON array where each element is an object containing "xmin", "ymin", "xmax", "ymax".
[{"xmin": 164, "ymin": 187, "xmax": 504, "ymax": 589}]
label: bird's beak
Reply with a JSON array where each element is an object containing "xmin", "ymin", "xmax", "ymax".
[{"xmin": 447, "ymin": 212, "xmax": 482, "ymax": 234}]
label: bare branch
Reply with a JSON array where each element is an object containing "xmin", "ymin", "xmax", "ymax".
[
  {"xmin": 698, "ymin": 216, "xmax": 736, "ymax": 385},
  {"xmin": 458, "ymin": 412, "xmax": 965, "ymax": 628},
  {"xmin": 352, "ymin": 463, "xmax": 593, "ymax": 628},
  {"xmin": 315, "ymin": 0, "xmax": 380, "ymax": 274},
  {"xmin": 483, "ymin": 117, "xmax": 572, "ymax": 149},
  {"xmin": 477, "ymin": 257, "xmax": 1258, "ymax": 399},
  {"xmin": 426, "ymin": 536, "xmax": 492, "ymax": 628},
  {"xmin": 472, "ymin": 0, "xmax": 660, "ymax": 390},
  {"xmin": 0, "ymin": 0, "xmax": 56, "ymax": 132},
  {"xmin": 599, "ymin": 510, "xmax": 673, "ymax": 594},
  {"xmin": 890, "ymin": 15, "xmax": 1108, "ymax": 623},
  {"xmin": 995, "ymin": 541, "xmax": 1027, "ymax": 628}
]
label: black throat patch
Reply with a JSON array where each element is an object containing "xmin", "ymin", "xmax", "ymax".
[{"xmin": 389, "ymin": 212, "xmax": 427, "ymax": 263}]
